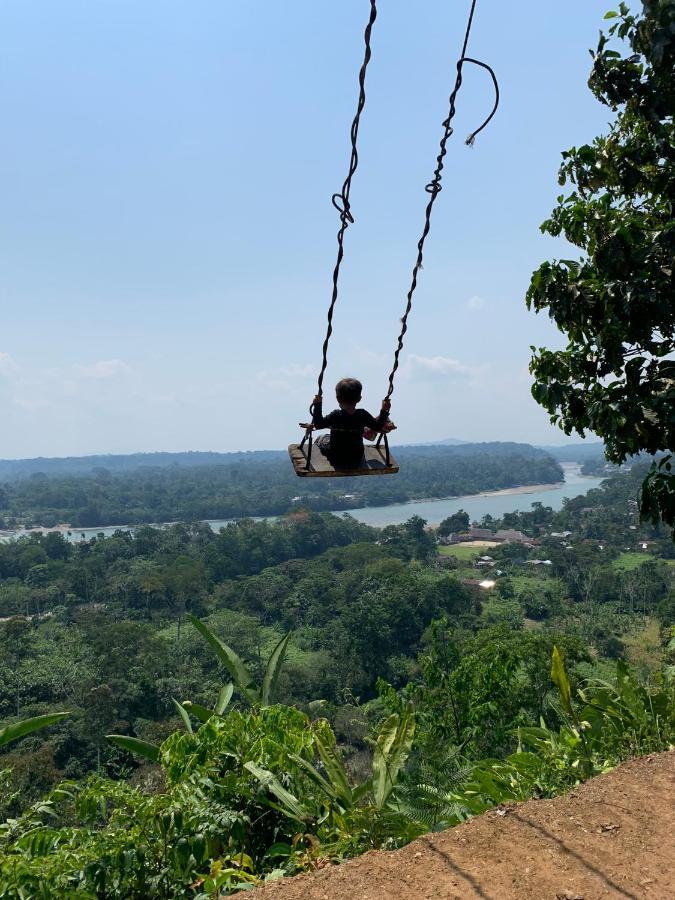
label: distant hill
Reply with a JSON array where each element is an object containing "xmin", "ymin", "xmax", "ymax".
[
  {"xmin": 415, "ymin": 437, "xmax": 468, "ymax": 446},
  {"xmin": 0, "ymin": 442, "xmax": 549, "ymax": 481},
  {"xmin": 537, "ymin": 442, "xmax": 606, "ymax": 462},
  {"xmin": 0, "ymin": 450, "xmax": 285, "ymax": 481}
]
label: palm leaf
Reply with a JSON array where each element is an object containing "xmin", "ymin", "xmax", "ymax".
[
  {"xmin": 0, "ymin": 712, "xmax": 69, "ymax": 749},
  {"xmin": 106, "ymin": 735, "xmax": 160, "ymax": 763},
  {"xmin": 181, "ymin": 701, "xmax": 219, "ymax": 724},
  {"xmin": 215, "ymin": 683, "xmax": 234, "ymax": 715},
  {"xmin": 261, "ymin": 632, "xmax": 292, "ymax": 706},
  {"xmin": 243, "ymin": 761, "xmax": 311, "ymax": 823},
  {"xmin": 288, "ymin": 752, "xmax": 339, "ymax": 802},
  {"xmin": 372, "ymin": 703, "xmax": 415, "ymax": 809},
  {"xmin": 551, "ymin": 646, "xmax": 573, "ymax": 717},
  {"xmin": 172, "ymin": 698, "xmax": 194, "ymax": 733},
  {"xmin": 188, "ymin": 614, "xmax": 259, "ymax": 704},
  {"xmin": 315, "ymin": 733, "xmax": 353, "ymax": 806}
]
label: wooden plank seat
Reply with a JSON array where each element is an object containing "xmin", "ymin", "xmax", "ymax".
[{"xmin": 288, "ymin": 442, "xmax": 399, "ymax": 477}]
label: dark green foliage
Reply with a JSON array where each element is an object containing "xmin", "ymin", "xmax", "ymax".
[
  {"xmin": 527, "ymin": 1, "xmax": 675, "ymax": 535},
  {"xmin": 437, "ymin": 509, "xmax": 470, "ymax": 537}
]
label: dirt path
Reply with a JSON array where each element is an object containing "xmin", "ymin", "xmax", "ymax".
[{"xmin": 253, "ymin": 751, "xmax": 674, "ymax": 900}]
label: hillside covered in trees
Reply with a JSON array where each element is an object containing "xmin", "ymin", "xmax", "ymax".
[{"xmin": 0, "ymin": 461, "xmax": 673, "ymax": 893}]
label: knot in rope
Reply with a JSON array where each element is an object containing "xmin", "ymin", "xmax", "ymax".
[{"xmin": 331, "ymin": 193, "xmax": 355, "ymax": 224}]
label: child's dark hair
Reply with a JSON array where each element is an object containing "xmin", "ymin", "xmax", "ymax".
[{"xmin": 336, "ymin": 378, "xmax": 362, "ymax": 405}]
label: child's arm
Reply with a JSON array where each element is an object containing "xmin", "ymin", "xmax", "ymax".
[
  {"xmin": 369, "ymin": 398, "xmax": 392, "ymax": 431},
  {"xmin": 311, "ymin": 395, "xmax": 330, "ymax": 429},
  {"xmin": 363, "ymin": 420, "xmax": 396, "ymax": 441}
]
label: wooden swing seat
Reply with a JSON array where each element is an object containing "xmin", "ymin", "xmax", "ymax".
[{"xmin": 288, "ymin": 442, "xmax": 399, "ymax": 478}]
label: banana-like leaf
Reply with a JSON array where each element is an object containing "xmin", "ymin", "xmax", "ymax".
[
  {"xmin": 551, "ymin": 646, "xmax": 573, "ymax": 717},
  {"xmin": 106, "ymin": 735, "xmax": 160, "ymax": 763},
  {"xmin": 261, "ymin": 632, "xmax": 292, "ymax": 707},
  {"xmin": 315, "ymin": 733, "xmax": 353, "ymax": 807},
  {"xmin": 372, "ymin": 703, "xmax": 415, "ymax": 809},
  {"xmin": 181, "ymin": 701, "xmax": 219, "ymax": 724},
  {"xmin": 352, "ymin": 779, "xmax": 373, "ymax": 805},
  {"xmin": 243, "ymin": 761, "xmax": 310, "ymax": 823},
  {"xmin": 188, "ymin": 615, "xmax": 259, "ymax": 705},
  {"xmin": 0, "ymin": 712, "xmax": 69, "ymax": 749},
  {"xmin": 215, "ymin": 683, "xmax": 234, "ymax": 715},
  {"xmin": 172, "ymin": 698, "xmax": 194, "ymax": 733},
  {"xmin": 288, "ymin": 752, "xmax": 339, "ymax": 802}
]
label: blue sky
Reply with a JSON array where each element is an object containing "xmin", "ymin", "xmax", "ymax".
[{"xmin": 1, "ymin": 1, "xmax": 619, "ymax": 457}]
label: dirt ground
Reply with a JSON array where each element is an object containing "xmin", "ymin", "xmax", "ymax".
[{"xmin": 253, "ymin": 750, "xmax": 675, "ymax": 900}]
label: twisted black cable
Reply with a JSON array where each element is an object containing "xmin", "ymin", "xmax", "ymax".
[
  {"xmin": 384, "ymin": 0, "xmax": 498, "ymax": 402},
  {"xmin": 312, "ymin": 0, "xmax": 378, "ymax": 415}
]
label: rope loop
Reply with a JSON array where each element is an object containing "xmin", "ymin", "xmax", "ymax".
[
  {"xmin": 331, "ymin": 193, "xmax": 355, "ymax": 223},
  {"xmin": 461, "ymin": 57, "xmax": 500, "ymax": 146}
]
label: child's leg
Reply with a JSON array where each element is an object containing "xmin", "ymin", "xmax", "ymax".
[{"xmin": 315, "ymin": 434, "xmax": 331, "ymax": 453}]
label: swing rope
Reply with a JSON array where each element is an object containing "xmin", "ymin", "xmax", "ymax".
[
  {"xmin": 384, "ymin": 0, "xmax": 499, "ymax": 402},
  {"xmin": 314, "ymin": 0, "xmax": 378, "ymax": 407}
]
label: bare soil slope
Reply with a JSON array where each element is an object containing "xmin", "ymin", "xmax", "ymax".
[{"xmin": 253, "ymin": 751, "xmax": 674, "ymax": 900}]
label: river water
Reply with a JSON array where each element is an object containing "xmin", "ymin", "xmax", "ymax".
[
  {"xmin": 1, "ymin": 464, "xmax": 604, "ymax": 542},
  {"xmin": 330, "ymin": 463, "xmax": 605, "ymax": 527}
]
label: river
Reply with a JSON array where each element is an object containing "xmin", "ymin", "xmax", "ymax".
[
  {"xmin": 0, "ymin": 463, "xmax": 605, "ymax": 542},
  {"xmin": 326, "ymin": 463, "xmax": 605, "ymax": 527}
]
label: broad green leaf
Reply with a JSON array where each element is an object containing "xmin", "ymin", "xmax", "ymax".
[
  {"xmin": 315, "ymin": 733, "xmax": 353, "ymax": 806},
  {"xmin": 172, "ymin": 698, "xmax": 194, "ymax": 733},
  {"xmin": 0, "ymin": 712, "xmax": 69, "ymax": 749},
  {"xmin": 105, "ymin": 735, "xmax": 160, "ymax": 763},
  {"xmin": 181, "ymin": 701, "xmax": 219, "ymax": 724},
  {"xmin": 188, "ymin": 614, "xmax": 259, "ymax": 704},
  {"xmin": 215, "ymin": 683, "xmax": 234, "ymax": 715},
  {"xmin": 264, "ymin": 843, "xmax": 292, "ymax": 859},
  {"xmin": 288, "ymin": 752, "xmax": 339, "ymax": 802},
  {"xmin": 243, "ymin": 761, "xmax": 310, "ymax": 822},
  {"xmin": 551, "ymin": 646, "xmax": 573, "ymax": 717},
  {"xmin": 372, "ymin": 703, "xmax": 415, "ymax": 809},
  {"xmin": 261, "ymin": 632, "xmax": 292, "ymax": 707}
]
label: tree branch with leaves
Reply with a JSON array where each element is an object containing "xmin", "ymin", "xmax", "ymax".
[{"xmin": 527, "ymin": 1, "xmax": 675, "ymax": 535}]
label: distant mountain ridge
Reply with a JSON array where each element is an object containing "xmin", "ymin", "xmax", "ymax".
[
  {"xmin": 537, "ymin": 442, "xmax": 606, "ymax": 462},
  {"xmin": 0, "ymin": 442, "xmax": 554, "ymax": 481}
]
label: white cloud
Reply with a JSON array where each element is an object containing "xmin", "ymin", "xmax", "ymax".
[
  {"xmin": 73, "ymin": 359, "xmax": 132, "ymax": 379},
  {"xmin": 467, "ymin": 295, "xmax": 486, "ymax": 310},
  {"xmin": 403, "ymin": 354, "xmax": 476, "ymax": 380},
  {"xmin": 257, "ymin": 363, "xmax": 314, "ymax": 391},
  {"xmin": 351, "ymin": 344, "xmax": 388, "ymax": 368},
  {"xmin": 0, "ymin": 352, "xmax": 18, "ymax": 376}
]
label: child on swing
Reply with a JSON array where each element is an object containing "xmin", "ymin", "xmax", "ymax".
[{"xmin": 311, "ymin": 377, "xmax": 395, "ymax": 469}]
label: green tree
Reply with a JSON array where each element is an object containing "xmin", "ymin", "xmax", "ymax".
[
  {"xmin": 437, "ymin": 509, "xmax": 470, "ymax": 537},
  {"xmin": 526, "ymin": 2, "xmax": 675, "ymax": 535}
]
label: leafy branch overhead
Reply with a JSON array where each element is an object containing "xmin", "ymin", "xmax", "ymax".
[{"xmin": 526, "ymin": 0, "xmax": 675, "ymax": 534}]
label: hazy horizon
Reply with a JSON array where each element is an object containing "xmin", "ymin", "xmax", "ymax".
[{"xmin": 0, "ymin": 436, "xmax": 605, "ymax": 464}]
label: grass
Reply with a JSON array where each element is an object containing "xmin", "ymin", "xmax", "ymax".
[
  {"xmin": 612, "ymin": 552, "xmax": 653, "ymax": 572},
  {"xmin": 623, "ymin": 617, "xmax": 663, "ymax": 677},
  {"xmin": 507, "ymin": 574, "xmax": 562, "ymax": 592},
  {"xmin": 437, "ymin": 545, "xmax": 481, "ymax": 562}
]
